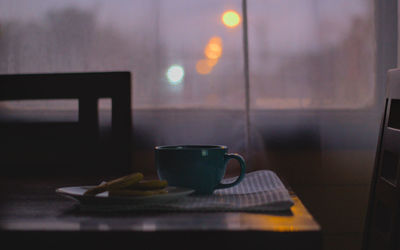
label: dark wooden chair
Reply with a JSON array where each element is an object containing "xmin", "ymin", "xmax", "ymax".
[
  {"xmin": 0, "ymin": 72, "xmax": 132, "ymax": 176},
  {"xmin": 363, "ymin": 68, "xmax": 400, "ymax": 250}
]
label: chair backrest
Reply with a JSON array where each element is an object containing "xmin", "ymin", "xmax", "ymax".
[
  {"xmin": 363, "ymin": 68, "xmax": 400, "ymax": 250},
  {"xmin": 0, "ymin": 72, "xmax": 132, "ymax": 176}
]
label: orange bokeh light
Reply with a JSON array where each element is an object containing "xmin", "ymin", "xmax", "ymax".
[
  {"xmin": 196, "ymin": 59, "xmax": 213, "ymax": 75},
  {"xmin": 207, "ymin": 58, "xmax": 218, "ymax": 67},
  {"xmin": 204, "ymin": 43, "xmax": 222, "ymax": 59},
  {"xmin": 222, "ymin": 10, "xmax": 241, "ymax": 28},
  {"xmin": 204, "ymin": 36, "xmax": 223, "ymax": 60},
  {"xmin": 209, "ymin": 36, "xmax": 222, "ymax": 46},
  {"xmin": 196, "ymin": 36, "xmax": 223, "ymax": 75}
]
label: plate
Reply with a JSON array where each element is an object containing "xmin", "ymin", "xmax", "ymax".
[{"xmin": 56, "ymin": 186, "xmax": 194, "ymax": 210}]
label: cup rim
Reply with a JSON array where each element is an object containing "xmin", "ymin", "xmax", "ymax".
[{"xmin": 155, "ymin": 145, "xmax": 227, "ymax": 150}]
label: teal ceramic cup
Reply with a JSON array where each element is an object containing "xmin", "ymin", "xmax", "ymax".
[{"xmin": 155, "ymin": 145, "xmax": 246, "ymax": 195}]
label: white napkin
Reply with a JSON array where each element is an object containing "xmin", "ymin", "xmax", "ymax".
[{"xmin": 166, "ymin": 170, "xmax": 294, "ymax": 212}]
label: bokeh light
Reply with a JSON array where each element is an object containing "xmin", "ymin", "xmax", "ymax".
[
  {"xmin": 209, "ymin": 36, "xmax": 222, "ymax": 46},
  {"xmin": 196, "ymin": 36, "xmax": 223, "ymax": 75},
  {"xmin": 207, "ymin": 58, "xmax": 218, "ymax": 67},
  {"xmin": 204, "ymin": 36, "xmax": 223, "ymax": 60},
  {"xmin": 205, "ymin": 43, "xmax": 222, "ymax": 60},
  {"xmin": 166, "ymin": 65, "xmax": 184, "ymax": 85},
  {"xmin": 222, "ymin": 10, "xmax": 241, "ymax": 28},
  {"xmin": 196, "ymin": 59, "xmax": 213, "ymax": 75}
]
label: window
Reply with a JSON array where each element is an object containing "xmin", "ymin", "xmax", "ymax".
[
  {"xmin": 0, "ymin": 0, "xmax": 375, "ymax": 111},
  {"xmin": 248, "ymin": 0, "xmax": 375, "ymax": 109}
]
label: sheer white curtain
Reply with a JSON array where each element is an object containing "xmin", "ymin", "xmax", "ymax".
[{"xmin": 0, "ymin": 0, "xmax": 375, "ymax": 173}]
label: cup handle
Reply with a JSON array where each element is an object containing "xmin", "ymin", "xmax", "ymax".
[{"xmin": 215, "ymin": 153, "xmax": 246, "ymax": 190}]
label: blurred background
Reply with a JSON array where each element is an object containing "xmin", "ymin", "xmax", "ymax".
[{"xmin": 0, "ymin": 0, "xmax": 389, "ymax": 249}]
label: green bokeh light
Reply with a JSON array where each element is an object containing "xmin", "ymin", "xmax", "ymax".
[{"xmin": 166, "ymin": 65, "xmax": 184, "ymax": 85}]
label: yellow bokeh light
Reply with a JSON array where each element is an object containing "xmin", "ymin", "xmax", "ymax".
[
  {"xmin": 196, "ymin": 59, "xmax": 213, "ymax": 75},
  {"xmin": 209, "ymin": 36, "xmax": 222, "ymax": 46},
  {"xmin": 222, "ymin": 10, "xmax": 240, "ymax": 28},
  {"xmin": 196, "ymin": 36, "xmax": 223, "ymax": 75},
  {"xmin": 205, "ymin": 43, "xmax": 222, "ymax": 59},
  {"xmin": 207, "ymin": 58, "xmax": 218, "ymax": 67},
  {"xmin": 204, "ymin": 37, "xmax": 223, "ymax": 60}
]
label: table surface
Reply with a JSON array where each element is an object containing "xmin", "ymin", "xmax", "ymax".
[{"xmin": 0, "ymin": 176, "xmax": 321, "ymax": 249}]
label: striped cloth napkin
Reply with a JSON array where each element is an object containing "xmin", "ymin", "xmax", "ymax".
[
  {"xmin": 168, "ymin": 170, "xmax": 294, "ymax": 212},
  {"xmin": 81, "ymin": 170, "xmax": 294, "ymax": 212}
]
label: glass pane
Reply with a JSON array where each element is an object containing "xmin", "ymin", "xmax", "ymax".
[
  {"xmin": 0, "ymin": 0, "xmax": 244, "ymax": 110},
  {"xmin": 248, "ymin": 0, "xmax": 375, "ymax": 109}
]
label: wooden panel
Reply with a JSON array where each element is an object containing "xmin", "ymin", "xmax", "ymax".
[
  {"xmin": 364, "ymin": 68, "xmax": 400, "ymax": 250},
  {"xmin": 0, "ymin": 72, "xmax": 132, "ymax": 175},
  {"xmin": 382, "ymin": 128, "xmax": 400, "ymax": 153},
  {"xmin": 0, "ymin": 177, "xmax": 322, "ymax": 250},
  {"xmin": 379, "ymin": 150, "xmax": 399, "ymax": 185},
  {"xmin": 0, "ymin": 72, "xmax": 131, "ymax": 100},
  {"xmin": 388, "ymin": 100, "xmax": 400, "ymax": 129}
]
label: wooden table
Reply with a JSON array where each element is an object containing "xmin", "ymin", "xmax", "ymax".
[{"xmin": 0, "ymin": 177, "xmax": 321, "ymax": 250}]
